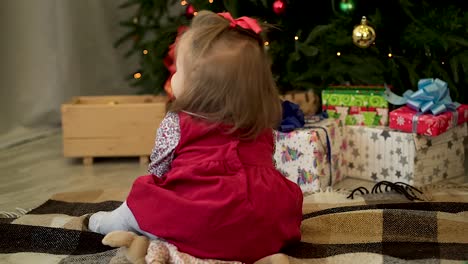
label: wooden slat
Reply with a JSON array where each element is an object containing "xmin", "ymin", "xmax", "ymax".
[
  {"xmin": 63, "ymin": 137, "xmax": 155, "ymax": 157},
  {"xmin": 61, "ymin": 103, "xmax": 165, "ymax": 138},
  {"xmin": 66, "ymin": 95, "xmax": 167, "ymax": 105}
]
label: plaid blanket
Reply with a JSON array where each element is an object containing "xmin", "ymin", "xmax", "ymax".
[{"xmin": 1, "ymin": 185, "xmax": 467, "ymax": 264}]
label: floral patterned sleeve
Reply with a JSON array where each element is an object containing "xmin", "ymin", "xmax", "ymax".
[{"xmin": 148, "ymin": 112, "xmax": 180, "ymax": 177}]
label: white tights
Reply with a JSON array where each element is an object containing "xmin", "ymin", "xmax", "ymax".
[{"xmin": 88, "ymin": 201, "xmax": 157, "ymax": 239}]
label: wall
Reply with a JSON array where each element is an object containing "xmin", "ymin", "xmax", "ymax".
[{"xmin": 0, "ymin": 0, "xmax": 139, "ymax": 134}]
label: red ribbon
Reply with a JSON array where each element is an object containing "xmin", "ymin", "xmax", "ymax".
[{"xmin": 218, "ymin": 12, "xmax": 262, "ymax": 34}]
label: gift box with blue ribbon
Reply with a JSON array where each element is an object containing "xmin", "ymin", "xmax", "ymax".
[
  {"xmin": 385, "ymin": 78, "xmax": 468, "ymax": 136},
  {"xmin": 273, "ymin": 118, "xmax": 346, "ymax": 193}
]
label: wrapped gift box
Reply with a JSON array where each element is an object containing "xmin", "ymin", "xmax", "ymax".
[
  {"xmin": 343, "ymin": 123, "xmax": 467, "ymax": 186},
  {"xmin": 274, "ymin": 119, "xmax": 346, "ymax": 193},
  {"xmin": 322, "ymin": 85, "xmax": 389, "ymax": 126},
  {"xmin": 389, "ymin": 105, "xmax": 468, "ymax": 137}
]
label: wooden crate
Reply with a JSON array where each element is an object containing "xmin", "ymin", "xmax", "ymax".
[{"xmin": 61, "ymin": 95, "xmax": 168, "ymax": 165}]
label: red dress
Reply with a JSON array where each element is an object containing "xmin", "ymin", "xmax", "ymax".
[{"xmin": 126, "ymin": 112, "xmax": 302, "ymax": 263}]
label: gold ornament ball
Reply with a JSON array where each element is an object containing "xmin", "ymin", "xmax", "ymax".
[{"xmin": 352, "ymin": 16, "xmax": 376, "ymax": 48}]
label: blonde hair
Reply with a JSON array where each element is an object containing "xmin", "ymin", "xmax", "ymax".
[{"xmin": 169, "ymin": 10, "xmax": 282, "ymax": 139}]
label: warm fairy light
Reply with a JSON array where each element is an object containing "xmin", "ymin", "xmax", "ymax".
[
  {"xmin": 388, "ymin": 53, "xmax": 393, "ymax": 58},
  {"xmin": 143, "ymin": 50, "xmax": 148, "ymax": 55},
  {"xmin": 294, "ymin": 36, "xmax": 299, "ymax": 40},
  {"xmin": 264, "ymin": 41, "xmax": 269, "ymax": 46},
  {"xmin": 194, "ymin": 11, "xmax": 198, "ymax": 16},
  {"xmin": 134, "ymin": 72, "xmax": 142, "ymax": 79},
  {"xmin": 181, "ymin": 0, "xmax": 187, "ymax": 6},
  {"xmin": 441, "ymin": 61, "xmax": 445, "ymax": 65},
  {"xmin": 337, "ymin": 52, "xmax": 341, "ymax": 56},
  {"xmin": 209, "ymin": 0, "xmax": 214, "ymax": 3}
]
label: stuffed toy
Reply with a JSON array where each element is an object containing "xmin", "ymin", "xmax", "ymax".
[
  {"xmin": 102, "ymin": 231, "xmax": 290, "ymax": 264},
  {"xmin": 102, "ymin": 231, "xmax": 149, "ymax": 264}
]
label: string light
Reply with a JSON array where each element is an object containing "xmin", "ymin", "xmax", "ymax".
[
  {"xmin": 337, "ymin": 52, "xmax": 341, "ymax": 56},
  {"xmin": 194, "ymin": 11, "xmax": 198, "ymax": 16},
  {"xmin": 388, "ymin": 53, "xmax": 393, "ymax": 58},
  {"xmin": 134, "ymin": 72, "xmax": 142, "ymax": 79},
  {"xmin": 294, "ymin": 36, "xmax": 299, "ymax": 41},
  {"xmin": 441, "ymin": 61, "xmax": 445, "ymax": 65},
  {"xmin": 181, "ymin": 0, "xmax": 187, "ymax": 6},
  {"xmin": 264, "ymin": 41, "xmax": 269, "ymax": 46},
  {"xmin": 209, "ymin": 0, "xmax": 214, "ymax": 3},
  {"xmin": 133, "ymin": 17, "xmax": 138, "ymax": 24},
  {"xmin": 143, "ymin": 50, "xmax": 148, "ymax": 55}
]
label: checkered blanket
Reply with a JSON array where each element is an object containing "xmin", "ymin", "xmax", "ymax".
[{"xmin": 1, "ymin": 185, "xmax": 467, "ymax": 263}]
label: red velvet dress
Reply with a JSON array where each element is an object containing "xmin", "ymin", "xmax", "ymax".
[{"xmin": 126, "ymin": 112, "xmax": 302, "ymax": 264}]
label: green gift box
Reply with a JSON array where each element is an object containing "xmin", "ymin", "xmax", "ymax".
[{"xmin": 322, "ymin": 85, "xmax": 389, "ymax": 126}]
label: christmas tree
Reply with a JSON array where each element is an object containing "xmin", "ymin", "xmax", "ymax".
[{"xmin": 116, "ymin": 0, "xmax": 467, "ymax": 102}]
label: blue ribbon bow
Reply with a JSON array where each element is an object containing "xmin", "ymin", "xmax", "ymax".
[{"xmin": 384, "ymin": 78, "xmax": 460, "ymax": 115}]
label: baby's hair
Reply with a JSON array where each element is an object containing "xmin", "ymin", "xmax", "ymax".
[{"xmin": 170, "ymin": 10, "xmax": 282, "ymax": 139}]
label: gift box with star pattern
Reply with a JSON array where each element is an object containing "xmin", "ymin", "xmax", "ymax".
[
  {"xmin": 342, "ymin": 123, "xmax": 467, "ymax": 186},
  {"xmin": 273, "ymin": 119, "xmax": 346, "ymax": 193},
  {"xmin": 322, "ymin": 85, "xmax": 389, "ymax": 126}
]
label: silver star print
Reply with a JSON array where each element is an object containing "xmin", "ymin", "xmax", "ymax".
[
  {"xmin": 405, "ymin": 134, "xmax": 413, "ymax": 142},
  {"xmin": 348, "ymin": 128, "xmax": 355, "ymax": 136},
  {"xmin": 443, "ymin": 172, "xmax": 448, "ymax": 179},
  {"xmin": 420, "ymin": 147, "xmax": 429, "ymax": 155},
  {"xmin": 380, "ymin": 130, "xmax": 391, "ymax": 140},
  {"xmin": 371, "ymin": 132, "xmax": 378, "ymax": 142},
  {"xmin": 390, "ymin": 150, "xmax": 395, "ymax": 155},
  {"xmin": 348, "ymin": 162, "xmax": 355, "ymax": 169},
  {"xmin": 404, "ymin": 172, "xmax": 413, "ymax": 181},
  {"xmin": 433, "ymin": 166, "xmax": 440, "ymax": 176},
  {"xmin": 417, "ymin": 163, "xmax": 424, "ymax": 173},
  {"xmin": 371, "ymin": 172, "xmax": 378, "ymax": 181},
  {"xmin": 396, "ymin": 148, "xmax": 402, "ymax": 155},
  {"xmin": 453, "ymin": 131, "xmax": 459, "ymax": 141},
  {"xmin": 396, "ymin": 136, "xmax": 403, "ymax": 143},
  {"xmin": 352, "ymin": 148, "xmax": 360, "ymax": 157},
  {"xmin": 426, "ymin": 139, "xmax": 432, "ymax": 147},
  {"xmin": 381, "ymin": 168, "xmax": 389, "ymax": 178},
  {"xmin": 447, "ymin": 141, "xmax": 453, "ymax": 149},
  {"xmin": 365, "ymin": 153, "xmax": 369, "ymax": 158},
  {"xmin": 358, "ymin": 126, "xmax": 366, "ymax": 135},
  {"xmin": 357, "ymin": 164, "xmax": 365, "ymax": 173},
  {"xmin": 414, "ymin": 156, "xmax": 419, "ymax": 164},
  {"xmin": 456, "ymin": 149, "xmax": 461, "ymax": 156},
  {"xmin": 443, "ymin": 159, "xmax": 449, "ymax": 168},
  {"xmin": 399, "ymin": 156, "xmax": 408, "ymax": 166},
  {"xmin": 389, "ymin": 166, "xmax": 394, "ymax": 172},
  {"xmin": 395, "ymin": 170, "xmax": 402, "ymax": 178},
  {"xmin": 377, "ymin": 154, "xmax": 382, "ymax": 160},
  {"xmin": 349, "ymin": 140, "xmax": 355, "ymax": 148}
]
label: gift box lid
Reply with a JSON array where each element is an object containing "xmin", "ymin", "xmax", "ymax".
[
  {"xmin": 327, "ymin": 84, "xmax": 390, "ymax": 90},
  {"xmin": 411, "ymin": 122, "xmax": 467, "ymax": 151}
]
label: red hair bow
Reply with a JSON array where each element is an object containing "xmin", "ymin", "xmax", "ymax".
[{"xmin": 218, "ymin": 12, "xmax": 262, "ymax": 34}]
